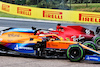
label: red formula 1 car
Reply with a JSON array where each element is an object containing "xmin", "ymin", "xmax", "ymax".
[
  {"xmin": 34, "ymin": 24, "xmax": 100, "ymax": 49},
  {"xmin": 50, "ymin": 24, "xmax": 94, "ymax": 42},
  {"xmin": 53, "ymin": 24, "xmax": 100, "ymax": 49}
]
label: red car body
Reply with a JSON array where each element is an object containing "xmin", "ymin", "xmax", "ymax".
[{"xmin": 47, "ymin": 25, "xmax": 95, "ymax": 42}]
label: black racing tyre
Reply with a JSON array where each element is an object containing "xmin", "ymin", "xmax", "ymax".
[
  {"xmin": 93, "ymin": 36, "xmax": 100, "ymax": 49},
  {"xmin": 96, "ymin": 26, "xmax": 100, "ymax": 34},
  {"xmin": 67, "ymin": 45, "xmax": 84, "ymax": 62},
  {"xmin": 83, "ymin": 41, "xmax": 98, "ymax": 51},
  {"xmin": 96, "ymin": 38, "xmax": 100, "ymax": 47}
]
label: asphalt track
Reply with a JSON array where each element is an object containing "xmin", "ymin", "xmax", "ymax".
[
  {"xmin": 0, "ymin": 17, "xmax": 100, "ymax": 31},
  {"xmin": 0, "ymin": 17, "xmax": 100, "ymax": 67}
]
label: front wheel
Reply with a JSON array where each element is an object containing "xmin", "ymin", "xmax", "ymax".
[{"xmin": 67, "ymin": 45, "xmax": 84, "ymax": 62}]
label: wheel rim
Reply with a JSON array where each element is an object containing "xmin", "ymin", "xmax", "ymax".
[{"xmin": 70, "ymin": 48, "xmax": 80, "ymax": 59}]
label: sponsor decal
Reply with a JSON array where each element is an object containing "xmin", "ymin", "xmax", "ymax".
[
  {"xmin": 2, "ymin": 4, "xmax": 10, "ymax": 12},
  {"xmin": 18, "ymin": 40, "xmax": 24, "ymax": 42},
  {"xmin": 79, "ymin": 13, "xmax": 100, "ymax": 23},
  {"xmin": 8, "ymin": 33, "xmax": 22, "ymax": 37},
  {"xmin": 71, "ymin": 35, "xmax": 85, "ymax": 41},
  {"xmin": 86, "ymin": 56, "xmax": 98, "ymax": 60},
  {"xmin": 13, "ymin": 29, "xmax": 30, "ymax": 31},
  {"xmin": 14, "ymin": 45, "xmax": 33, "ymax": 50},
  {"xmin": 52, "ymin": 44, "xmax": 58, "ymax": 46},
  {"xmin": 43, "ymin": 10, "xmax": 63, "ymax": 19},
  {"xmin": 85, "ymin": 29, "xmax": 90, "ymax": 35},
  {"xmin": 17, "ymin": 7, "xmax": 31, "ymax": 16},
  {"xmin": 7, "ymin": 39, "xmax": 13, "ymax": 42},
  {"xmin": 66, "ymin": 37, "xmax": 70, "ymax": 41},
  {"xmin": 59, "ymin": 42, "xmax": 66, "ymax": 44}
]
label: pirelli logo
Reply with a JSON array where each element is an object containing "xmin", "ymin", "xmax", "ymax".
[
  {"xmin": 79, "ymin": 13, "xmax": 100, "ymax": 23},
  {"xmin": 2, "ymin": 4, "xmax": 10, "ymax": 12},
  {"xmin": 17, "ymin": 7, "xmax": 31, "ymax": 16},
  {"xmin": 43, "ymin": 10, "xmax": 63, "ymax": 19}
]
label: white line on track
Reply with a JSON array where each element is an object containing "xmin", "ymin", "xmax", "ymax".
[{"xmin": 0, "ymin": 17, "xmax": 62, "ymax": 23}]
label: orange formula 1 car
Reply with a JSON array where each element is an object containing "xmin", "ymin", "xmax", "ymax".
[{"xmin": 0, "ymin": 28, "xmax": 100, "ymax": 62}]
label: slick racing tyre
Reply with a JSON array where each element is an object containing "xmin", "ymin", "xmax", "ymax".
[
  {"xmin": 93, "ymin": 36, "xmax": 100, "ymax": 49},
  {"xmin": 96, "ymin": 26, "xmax": 100, "ymax": 34},
  {"xmin": 83, "ymin": 41, "xmax": 98, "ymax": 51},
  {"xmin": 67, "ymin": 45, "xmax": 84, "ymax": 62}
]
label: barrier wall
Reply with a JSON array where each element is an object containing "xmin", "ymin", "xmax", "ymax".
[{"xmin": 0, "ymin": 1, "xmax": 100, "ymax": 23}]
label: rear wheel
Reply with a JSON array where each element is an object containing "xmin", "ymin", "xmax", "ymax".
[
  {"xmin": 96, "ymin": 26, "xmax": 100, "ymax": 34},
  {"xmin": 93, "ymin": 37, "xmax": 100, "ymax": 48},
  {"xmin": 93, "ymin": 26, "xmax": 100, "ymax": 49},
  {"xmin": 96, "ymin": 38, "xmax": 100, "ymax": 46},
  {"xmin": 83, "ymin": 41, "xmax": 98, "ymax": 51},
  {"xmin": 67, "ymin": 45, "xmax": 84, "ymax": 62}
]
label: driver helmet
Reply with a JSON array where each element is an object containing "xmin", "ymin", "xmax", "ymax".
[{"xmin": 48, "ymin": 28, "xmax": 54, "ymax": 31}]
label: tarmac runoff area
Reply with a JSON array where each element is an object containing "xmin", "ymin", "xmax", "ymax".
[{"xmin": 0, "ymin": 55, "xmax": 100, "ymax": 67}]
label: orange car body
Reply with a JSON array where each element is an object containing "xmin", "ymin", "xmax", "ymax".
[{"xmin": 0, "ymin": 31, "xmax": 100, "ymax": 54}]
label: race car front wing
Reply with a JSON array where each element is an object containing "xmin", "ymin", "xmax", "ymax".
[{"xmin": 85, "ymin": 55, "xmax": 100, "ymax": 62}]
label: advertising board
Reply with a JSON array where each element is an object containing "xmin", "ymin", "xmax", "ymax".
[{"xmin": 0, "ymin": 1, "xmax": 100, "ymax": 23}]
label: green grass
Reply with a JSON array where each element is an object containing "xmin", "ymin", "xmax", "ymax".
[
  {"xmin": 70, "ymin": 3, "xmax": 100, "ymax": 12},
  {"xmin": 0, "ymin": 11, "xmax": 35, "ymax": 19},
  {"xmin": 28, "ymin": 5, "xmax": 37, "ymax": 7},
  {"xmin": 27, "ymin": 3, "xmax": 100, "ymax": 12}
]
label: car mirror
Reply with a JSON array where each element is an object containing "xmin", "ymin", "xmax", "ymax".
[{"xmin": 32, "ymin": 27, "xmax": 36, "ymax": 30}]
